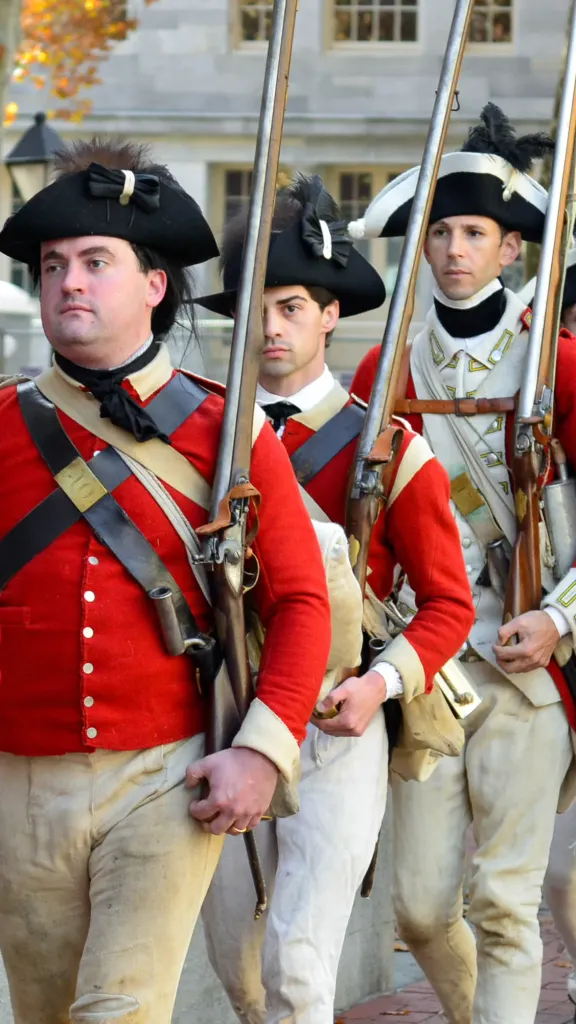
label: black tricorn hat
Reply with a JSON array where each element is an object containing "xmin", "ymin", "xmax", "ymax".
[
  {"xmin": 196, "ymin": 174, "xmax": 386, "ymax": 318},
  {"xmin": 0, "ymin": 155, "xmax": 218, "ymax": 268},
  {"xmin": 348, "ymin": 104, "xmax": 553, "ymax": 244}
]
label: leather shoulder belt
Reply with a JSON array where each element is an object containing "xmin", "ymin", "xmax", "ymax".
[
  {"xmin": 290, "ymin": 403, "xmax": 364, "ymax": 486},
  {"xmin": 0, "ymin": 373, "xmax": 208, "ymax": 593},
  {"xmin": 394, "ymin": 396, "xmax": 517, "ymax": 417},
  {"xmin": 9, "ymin": 378, "xmax": 219, "ymax": 681}
]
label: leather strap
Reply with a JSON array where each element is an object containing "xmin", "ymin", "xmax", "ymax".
[
  {"xmin": 17, "ymin": 380, "xmax": 202, "ymax": 641},
  {"xmin": 393, "ymin": 396, "xmax": 517, "ymax": 416},
  {"xmin": 0, "ymin": 373, "xmax": 209, "ymax": 592},
  {"xmin": 289, "ymin": 403, "xmax": 364, "ymax": 486}
]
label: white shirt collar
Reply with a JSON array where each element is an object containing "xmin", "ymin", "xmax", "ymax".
[
  {"xmin": 432, "ymin": 277, "xmax": 503, "ymax": 311},
  {"xmin": 256, "ymin": 364, "xmax": 335, "ymax": 413}
]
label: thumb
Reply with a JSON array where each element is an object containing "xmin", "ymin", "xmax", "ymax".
[
  {"xmin": 497, "ymin": 618, "xmax": 518, "ymax": 645},
  {"xmin": 186, "ymin": 757, "xmax": 211, "ymax": 788},
  {"xmin": 318, "ymin": 678, "xmax": 351, "ymax": 711}
]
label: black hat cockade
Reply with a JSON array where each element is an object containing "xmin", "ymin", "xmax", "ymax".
[
  {"xmin": 0, "ymin": 154, "xmax": 218, "ymax": 269},
  {"xmin": 348, "ymin": 104, "xmax": 553, "ymax": 244},
  {"xmin": 196, "ymin": 173, "xmax": 386, "ymax": 318}
]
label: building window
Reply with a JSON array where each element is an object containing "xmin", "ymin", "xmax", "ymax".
[
  {"xmin": 224, "ymin": 169, "xmax": 253, "ymax": 224},
  {"xmin": 338, "ymin": 172, "xmax": 373, "ymax": 258},
  {"xmin": 238, "ymin": 0, "xmax": 273, "ymax": 43},
  {"xmin": 470, "ymin": 0, "xmax": 513, "ymax": 44},
  {"xmin": 333, "ymin": 0, "xmax": 418, "ymax": 44}
]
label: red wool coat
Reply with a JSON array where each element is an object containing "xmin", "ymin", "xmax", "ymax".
[
  {"xmin": 350, "ymin": 327, "xmax": 576, "ymax": 727},
  {"xmin": 280, "ymin": 400, "xmax": 475, "ymax": 692},
  {"xmin": 0, "ymin": 363, "xmax": 331, "ymax": 756}
]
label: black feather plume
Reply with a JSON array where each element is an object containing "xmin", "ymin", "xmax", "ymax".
[
  {"xmin": 284, "ymin": 173, "xmax": 342, "ymax": 222},
  {"xmin": 461, "ymin": 102, "xmax": 554, "ymax": 172}
]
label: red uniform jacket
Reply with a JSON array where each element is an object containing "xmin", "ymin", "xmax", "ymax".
[
  {"xmin": 280, "ymin": 392, "xmax": 475, "ymax": 693},
  {"xmin": 0, "ymin": 360, "xmax": 331, "ymax": 758},
  {"xmin": 350, "ymin": 328, "xmax": 576, "ymax": 726}
]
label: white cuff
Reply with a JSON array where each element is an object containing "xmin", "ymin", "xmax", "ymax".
[
  {"xmin": 370, "ymin": 661, "xmax": 404, "ymax": 699},
  {"xmin": 544, "ymin": 605, "xmax": 571, "ymax": 638}
]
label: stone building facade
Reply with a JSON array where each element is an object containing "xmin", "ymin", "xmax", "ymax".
[
  {"xmin": 0, "ymin": 0, "xmax": 570, "ymax": 380},
  {"xmin": 1, "ymin": 0, "xmax": 569, "ymax": 379}
]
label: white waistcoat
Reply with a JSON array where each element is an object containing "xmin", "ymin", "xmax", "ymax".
[{"xmin": 401, "ymin": 289, "xmax": 560, "ymax": 708}]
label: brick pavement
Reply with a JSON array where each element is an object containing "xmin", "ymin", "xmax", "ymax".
[{"xmin": 339, "ymin": 915, "xmax": 575, "ymax": 1024}]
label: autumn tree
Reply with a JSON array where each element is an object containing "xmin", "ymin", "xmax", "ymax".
[{"xmin": 0, "ymin": 0, "xmax": 157, "ymax": 126}]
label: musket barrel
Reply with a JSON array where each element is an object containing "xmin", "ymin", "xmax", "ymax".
[
  {"xmin": 356, "ymin": 0, "xmax": 475, "ymax": 462},
  {"xmin": 517, "ymin": 7, "xmax": 576, "ymax": 423},
  {"xmin": 210, "ymin": 0, "xmax": 298, "ymax": 514}
]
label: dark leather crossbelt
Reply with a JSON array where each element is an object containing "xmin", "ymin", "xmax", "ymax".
[
  {"xmin": 0, "ymin": 372, "xmax": 207, "ymax": 592},
  {"xmin": 2, "ymin": 375, "xmax": 219, "ymax": 682},
  {"xmin": 290, "ymin": 403, "xmax": 365, "ymax": 486},
  {"xmin": 394, "ymin": 396, "xmax": 517, "ymax": 416}
]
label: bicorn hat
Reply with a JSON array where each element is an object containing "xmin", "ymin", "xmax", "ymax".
[
  {"xmin": 0, "ymin": 144, "xmax": 218, "ymax": 268},
  {"xmin": 348, "ymin": 104, "xmax": 553, "ymax": 244},
  {"xmin": 195, "ymin": 174, "xmax": 386, "ymax": 319}
]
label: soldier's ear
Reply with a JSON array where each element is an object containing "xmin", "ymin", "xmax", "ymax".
[
  {"xmin": 321, "ymin": 299, "xmax": 339, "ymax": 335},
  {"xmin": 499, "ymin": 229, "xmax": 522, "ymax": 268}
]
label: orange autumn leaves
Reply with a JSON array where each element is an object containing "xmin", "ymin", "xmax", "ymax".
[{"xmin": 5, "ymin": 0, "xmax": 158, "ymax": 124}]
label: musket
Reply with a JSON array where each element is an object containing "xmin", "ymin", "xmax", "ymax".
[
  {"xmin": 195, "ymin": 0, "xmax": 299, "ymax": 920},
  {"xmin": 504, "ymin": 6, "xmax": 576, "ymax": 625},
  {"xmin": 346, "ymin": 0, "xmax": 476, "ymax": 595},
  {"xmin": 346, "ymin": 0, "xmax": 477, "ymax": 900}
]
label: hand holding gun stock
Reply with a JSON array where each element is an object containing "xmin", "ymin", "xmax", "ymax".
[
  {"xmin": 504, "ymin": 5, "xmax": 576, "ymax": 633},
  {"xmin": 346, "ymin": 0, "xmax": 477, "ymax": 898},
  {"xmin": 193, "ymin": 0, "xmax": 299, "ymax": 920}
]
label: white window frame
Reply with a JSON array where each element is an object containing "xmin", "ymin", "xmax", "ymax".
[
  {"xmin": 233, "ymin": 0, "xmax": 273, "ymax": 50},
  {"xmin": 467, "ymin": 0, "xmax": 515, "ymax": 55},
  {"xmin": 329, "ymin": 0, "xmax": 420, "ymax": 53}
]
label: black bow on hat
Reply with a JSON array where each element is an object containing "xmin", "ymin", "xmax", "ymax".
[
  {"xmin": 300, "ymin": 176, "xmax": 352, "ymax": 268},
  {"xmin": 87, "ymin": 163, "xmax": 161, "ymax": 212}
]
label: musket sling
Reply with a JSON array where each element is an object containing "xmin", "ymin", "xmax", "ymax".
[
  {"xmin": 5, "ymin": 377, "xmax": 218, "ymax": 683},
  {"xmin": 0, "ymin": 373, "xmax": 208, "ymax": 591},
  {"xmin": 289, "ymin": 403, "xmax": 364, "ymax": 485}
]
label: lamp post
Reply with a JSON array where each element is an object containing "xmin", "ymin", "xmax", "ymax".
[{"xmin": 5, "ymin": 111, "xmax": 65, "ymax": 203}]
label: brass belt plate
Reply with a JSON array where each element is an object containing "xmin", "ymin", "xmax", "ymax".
[
  {"xmin": 54, "ymin": 457, "xmax": 108, "ymax": 512},
  {"xmin": 450, "ymin": 472, "xmax": 486, "ymax": 517}
]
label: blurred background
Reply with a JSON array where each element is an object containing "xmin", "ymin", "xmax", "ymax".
[{"xmin": 0, "ymin": 0, "xmax": 569, "ymax": 386}]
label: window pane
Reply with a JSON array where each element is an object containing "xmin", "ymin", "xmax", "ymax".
[
  {"xmin": 241, "ymin": 10, "xmax": 260, "ymax": 41},
  {"xmin": 358, "ymin": 173, "xmax": 373, "ymax": 202},
  {"xmin": 378, "ymin": 11, "xmax": 394, "ymax": 41},
  {"xmin": 470, "ymin": 10, "xmax": 488, "ymax": 41},
  {"xmin": 226, "ymin": 171, "xmax": 243, "ymax": 196},
  {"xmin": 340, "ymin": 173, "xmax": 354, "ymax": 201},
  {"xmin": 358, "ymin": 11, "xmax": 374, "ymax": 41},
  {"xmin": 400, "ymin": 11, "xmax": 417, "ymax": 40},
  {"xmin": 334, "ymin": 9, "xmax": 353, "ymax": 40},
  {"xmin": 492, "ymin": 12, "xmax": 511, "ymax": 41},
  {"xmin": 262, "ymin": 9, "xmax": 272, "ymax": 40}
]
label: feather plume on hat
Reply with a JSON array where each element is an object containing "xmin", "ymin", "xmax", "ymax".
[{"xmin": 461, "ymin": 102, "xmax": 554, "ymax": 172}]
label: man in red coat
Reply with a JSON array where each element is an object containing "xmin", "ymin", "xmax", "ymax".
[
  {"xmin": 349, "ymin": 104, "xmax": 576, "ymax": 1024},
  {"xmin": 196, "ymin": 174, "xmax": 474, "ymax": 1024},
  {"xmin": 0, "ymin": 139, "xmax": 332, "ymax": 1024}
]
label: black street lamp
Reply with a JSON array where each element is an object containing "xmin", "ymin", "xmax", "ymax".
[{"xmin": 5, "ymin": 111, "xmax": 65, "ymax": 203}]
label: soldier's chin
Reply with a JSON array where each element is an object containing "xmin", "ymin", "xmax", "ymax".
[{"xmin": 441, "ymin": 275, "xmax": 476, "ymax": 300}]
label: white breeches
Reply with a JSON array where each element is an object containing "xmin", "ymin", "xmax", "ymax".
[
  {"xmin": 392, "ymin": 660, "xmax": 572, "ymax": 1024},
  {"xmin": 0, "ymin": 736, "xmax": 223, "ymax": 1024},
  {"xmin": 544, "ymin": 802, "xmax": 576, "ymax": 1001},
  {"xmin": 202, "ymin": 712, "xmax": 389, "ymax": 1024}
]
